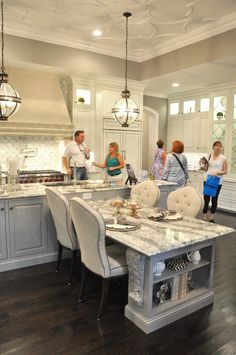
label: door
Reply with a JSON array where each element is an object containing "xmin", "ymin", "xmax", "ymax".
[
  {"xmin": 0, "ymin": 202, "xmax": 7, "ymax": 260},
  {"xmin": 8, "ymin": 197, "xmax": 47, "ymax": 258},
  {"xmin": 123, "ymin": 131, "xmax": 141, "ymax": 175}
]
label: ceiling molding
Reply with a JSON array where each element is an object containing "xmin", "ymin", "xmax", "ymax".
[{"xmin": 5, "ymin": 1, "xmax": 236, "ymax": 63}]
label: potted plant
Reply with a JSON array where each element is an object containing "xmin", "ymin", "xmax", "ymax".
[
  {"xmin": 77, "ymin": 97, "xmax": 85, "ymax": 104},
  {"xmin": 216, "ymin": 112, "xmax": 224, "ymax": 119}
]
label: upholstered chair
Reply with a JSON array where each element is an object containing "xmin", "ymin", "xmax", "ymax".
[
  {"xmin": 131, "ymin": 180, "xmax": 160, "ymax": 207},
  {"xmin": 167, "ymin": 186, "xmax": 203, "ymax": 217},
  {"xmin": 70, "ymin": 197, "xmax": 128, "ymax": 320},
  {"xmin": 45, "ymin": 187, "xmax": 79, "ymax": 285}
]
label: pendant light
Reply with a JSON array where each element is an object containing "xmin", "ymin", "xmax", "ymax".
[
  {"xmin": 112, "ymin": 12, "xmax": 140, "ymax": 127},
  {"xmin": 0, "ymin": 0, "xmax": 21, "ymax": 121}
]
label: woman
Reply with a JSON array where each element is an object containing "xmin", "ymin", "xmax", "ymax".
[
  {"xmin": 202, "ymin": 141, "xmax": 227, "ymax": 223},
  {"xmin": 152, "ymin": 139, "xmax": 167, "ymax": 180},
  {"xmin": 95, "ymin": 142, "xmax": 124, "ymax": 180},
  {"xmin": 162, "ymin": 140, "xmax": 189, "ymax": 189}
]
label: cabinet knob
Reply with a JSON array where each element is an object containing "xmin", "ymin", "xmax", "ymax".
[
  {"xmin": 9, "ymin": 206, "xmax": 14, "ymax": 210},
  {"xmin": 0, "ymin": 207, "xmax": 4, "ymax": 211}
]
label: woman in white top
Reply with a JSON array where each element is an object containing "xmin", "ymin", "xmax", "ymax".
[{"xmin": 203, "ymin": 141, "xmax": 227, "ymax": 223}]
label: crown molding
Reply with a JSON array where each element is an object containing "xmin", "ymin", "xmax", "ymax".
[
  {"xmin": 6, "ymin": 12, "xmax": 236, "ymax": 64},
  {"xmin": 144, "ymin": 91, "xmax": 168, "ymax": 99}
]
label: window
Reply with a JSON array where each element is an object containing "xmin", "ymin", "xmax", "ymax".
[
  {"xmin": 169, "ymin": 102, "xmax": 179, "ymax": 115},
  {"xmin": 213, "ymin": 96, "xmax": 226, "ymax": 121},
  {"xmin": 200, "ymin": 98, "xmax": 209, "ymax": 112},
  {"xmin": 75, "ymin": 89, "xmax": 91, "ymax": 105},
  {"xmin": 183, "ymin": 100, "xmax": 195, "ymax": 113}
]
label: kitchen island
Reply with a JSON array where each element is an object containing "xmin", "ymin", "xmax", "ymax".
[
  {"xmin": 90, "ymin": 201, "xmax": 234, "ymax": 333},
  {"xmin": 0, "ymin": 183, "xmax": 130, "ymax": 272}
]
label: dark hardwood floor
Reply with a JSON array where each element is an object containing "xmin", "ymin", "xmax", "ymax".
[{"xmin": 0, "ymin": 211, "xmax": 235, "ymax": 355}]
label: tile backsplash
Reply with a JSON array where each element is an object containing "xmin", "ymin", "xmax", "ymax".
[{"xmin": 0, "ymin": 136, "xmax": 65, "ymax": 171}]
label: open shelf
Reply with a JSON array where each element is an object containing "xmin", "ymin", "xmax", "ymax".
[
  {"xmin": 153, "ymin": 259, "xmax": 210, "ymax": 284},
  {"xmin": 152, "ymin": 286, "xmax": 210, "ymax": 315}
]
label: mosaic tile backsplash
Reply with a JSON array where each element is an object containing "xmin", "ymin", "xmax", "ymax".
[{"xmin": 0, "ymin": 136, "xmax": 65, "ymax": 171}]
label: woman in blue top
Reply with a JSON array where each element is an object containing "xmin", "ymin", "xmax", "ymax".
[{"xmin": 95, "ymin": 142, "xmax": 124, "ymax": 179}]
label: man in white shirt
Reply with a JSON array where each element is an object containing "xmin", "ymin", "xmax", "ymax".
[{"xmin": 62, "ymin": 130, "xmax": 90, "ymax": 180}]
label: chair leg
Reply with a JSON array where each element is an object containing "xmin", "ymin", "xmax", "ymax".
[
  {"xmin": 78, "ymin": 263, "xmax": 87, "ymax": 302},
  {"xmin": 55, "ymin": 242, "xmax": 63, "ymax": 272},
  {"xmin": 67, "ymin": 250, "xmax": 77, "ymax": 286},
  {"xmin": 97, "ymin": 278, "xmax": 110, "ymax": 320}
]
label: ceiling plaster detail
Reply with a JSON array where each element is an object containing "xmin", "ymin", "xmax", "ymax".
[{"xmin": 5, "ymin": 0, "xmax": 236, "ymax": 62}]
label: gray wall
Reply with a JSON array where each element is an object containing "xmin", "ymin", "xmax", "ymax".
[
  {"xmin": 143, "ymin": 95, "xmax": 168, "ymax": 143},
  {"xmin": 142, "ymin": 95, "xmax": 168, "ymax": 170}
]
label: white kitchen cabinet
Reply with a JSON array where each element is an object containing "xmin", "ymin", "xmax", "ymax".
[
  {"xmin": 168, "ymin": 96, "xmax": 210, "ymax": 153},
  {"xmin": 0, "ymin": 202, "xmax": 7, "ymax": 260},
  {"xmin": 187, "ymin": 171, "xmax": 204, "ymax": 195},
  {"xmin": 104, "ymin": 128, "xmax": 141, "ymax": 176},
  {"xmin": 167, "ymin": 118, "xmax": 183, "ymax": 150},
  {"xmin": 8, "ymin": 198, "xmax": 47, "ymax": 258},
  {"xmin": 73, "ymin": 108, "xmax": 94, "ymax": 147}
]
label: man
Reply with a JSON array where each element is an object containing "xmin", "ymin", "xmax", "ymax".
[{"xmin": 62, "ymin": 130, "xmax": 90, "ymax": 180}]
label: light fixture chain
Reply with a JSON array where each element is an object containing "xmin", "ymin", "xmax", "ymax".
[
  {"xmin": 125, "ymin": 14, "xmax": 128, "ymax": 91},
  {"xmin": 1, "ymin": 0, "xmax": 4, "ymax": 72}
]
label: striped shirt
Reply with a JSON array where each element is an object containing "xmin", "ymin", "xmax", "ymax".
[{"xmin": 162, "ymin": 153, "xmax": 189, "ymax": 187}]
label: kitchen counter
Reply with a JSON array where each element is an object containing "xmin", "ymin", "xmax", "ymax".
[{"xmin": 0, "ymin": 183, "xmax": 130, "ymax": 200}]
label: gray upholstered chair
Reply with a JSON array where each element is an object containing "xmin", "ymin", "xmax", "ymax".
[
  {"xmin": 167, "ymin": 186, "xmax": 203, "ymax": 217},
  {"xmin": 131, "ymin": 180, "xmax": 160, "ymax": 207},
  {"xmin": 70, "ymin": 196, "xmax": 128, "ymax": 320},
  {"xmin": 45, "ymin": 187, "xmax": 79, "ymax": 285}
]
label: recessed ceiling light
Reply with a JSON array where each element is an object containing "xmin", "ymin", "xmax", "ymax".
[
  {"xmin": 172, "ymin": 83, "xmax": 180, "ymax": 87},
  {"xmin": 93, "ymin": 29, "xmax": 102, "ymax": 37}
]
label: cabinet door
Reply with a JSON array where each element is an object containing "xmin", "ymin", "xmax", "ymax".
[
  {"xmin": 0, "ymin": 202, "xmax": 7, "ymax": 260},
  {"xmin": 196, "ymin": 114, "xmax": 210, "ymax": 152},
  {"xmin": 8, "ymin": 198, "xmax": 47, "ymax": 258},
  {"xmin": 123, "ymin": 131, "xmax": 141, "ymax": 174},
  {"xmin": 74, "ymin": 108, "xmax": 93, "ymax": 147},
  {"xmin": 103, "ymin": 130, "xmax": 123, "ymax": 159},
  {"xmin": 183, "ymin": 117, "xmax": 196, "ymax": 151},
  {"xmin": 167, "ymin": 119, "xmax": 183, "ymax": 151}
]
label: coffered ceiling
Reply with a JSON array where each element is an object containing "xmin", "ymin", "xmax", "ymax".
[{"xmin": 5, "ymin": 0, "xmax": 236, "ymax": 62}]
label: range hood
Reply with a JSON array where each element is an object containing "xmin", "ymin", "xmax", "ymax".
[{"xmin": 0, "ymin": 67, "xmax": 73, "ymax": 138}]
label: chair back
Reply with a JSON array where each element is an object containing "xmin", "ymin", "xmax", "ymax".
[
  {"xmin": 131, "ymin": 181, "xmax": 160, "ymax": 207},
  {"xmin": 167, "ymin": 186, "xmax": 203, "ymax": 217},
  {"xmin": 70, "ymin": 197, "xmax": 111, "ymax": 278},
  {"xmin": 45, "ymin": 187, "xmax": 78, "ymax": 250}
]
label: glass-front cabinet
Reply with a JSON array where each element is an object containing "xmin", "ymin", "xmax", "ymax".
[{"xmin": 168, "ymin": 86, "xmax": 236, "ymax": 173}]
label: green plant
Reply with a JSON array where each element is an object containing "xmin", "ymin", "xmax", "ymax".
[
  {"xmin": 77, "ymin": 97, "xmax": 85, "ymax": 103},
  {"xmin": 216, "ymin": 111, "xmax": 223, "ymax": 117}
]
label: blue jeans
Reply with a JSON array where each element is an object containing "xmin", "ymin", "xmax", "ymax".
[{"xmin": 71, "ymin": 167, "xmax": 88, "ymax": 181}]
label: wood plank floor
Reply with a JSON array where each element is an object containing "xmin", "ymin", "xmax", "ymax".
[{"xmin": 0, "ymin": 211, "xmax": 235, "ymax": 355}]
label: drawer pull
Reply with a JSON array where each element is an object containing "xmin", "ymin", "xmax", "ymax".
[{"xmin": 9, "ymin": 207, "xmax": 14, "ymax": 210}]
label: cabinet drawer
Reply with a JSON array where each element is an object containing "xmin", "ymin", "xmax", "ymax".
[{"xmin": 103, "ymin": 118, "xmax": 141, "ymax": 131}]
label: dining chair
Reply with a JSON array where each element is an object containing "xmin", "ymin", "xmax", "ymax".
[
  {"xmin": 70, "ymin": 197, "xmax": 128, "ymax": 320},
  {"xmin": 131, "ymin": 180, "xmax": 160, "ymax": 207},
  {"xmin": 45, "ymin": 187, "xmax": 79, "ymax": 285},
  {"xmin": 167, "ymin": 186, "xmax": 203, "ymax": 217}
]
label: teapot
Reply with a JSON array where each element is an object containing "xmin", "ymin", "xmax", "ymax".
[
  {"xmin": 153, "ymin": 261, "xmax": 165, "ymax": 276},
  {"xmin": 187, "ymin": 250, "xmax": 201, "ymax": 264}
]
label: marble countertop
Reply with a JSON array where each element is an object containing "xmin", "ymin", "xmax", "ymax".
[
  {"xmin": 0, "ymin": 183, "xmax": 129, "ymax": 200},
  {"xmin": 91, "ymin": 202, "xmax": 235, "ymax": 256}
]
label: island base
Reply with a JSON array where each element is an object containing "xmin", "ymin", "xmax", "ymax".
[{"xmin": 125, "ymin": 290, "xmax": 214, "ymax": 334}]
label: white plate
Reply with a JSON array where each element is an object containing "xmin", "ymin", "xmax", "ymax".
[
  {"xmin": 106, "ymin": 223, "xmax": 140, "ymax": 231},
  {"xmin": 163, "ymin": 213, "xmax": 183, "ymax": 221}
]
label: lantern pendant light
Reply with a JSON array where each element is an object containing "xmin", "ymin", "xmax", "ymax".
[
  {"xmin": 0, "ymin": 0, "xmax": 21, "ymax": 121},
  {"xmin": 112, "ymin": 12, "xmax": 140, "ymax": 127}
]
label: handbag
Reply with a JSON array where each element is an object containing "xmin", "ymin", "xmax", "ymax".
[{"xmin": 203, "ymin": 175, "xmax": 220, "ymax": 197}]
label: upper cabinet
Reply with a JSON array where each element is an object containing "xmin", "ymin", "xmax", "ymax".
[
  {"xmin": 168, "ymin": 96, "xmax": 210, "ymax": 153},
  {"xmin": 168, "ymin": 85, "xmax": 236, "ymax": 173}
]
